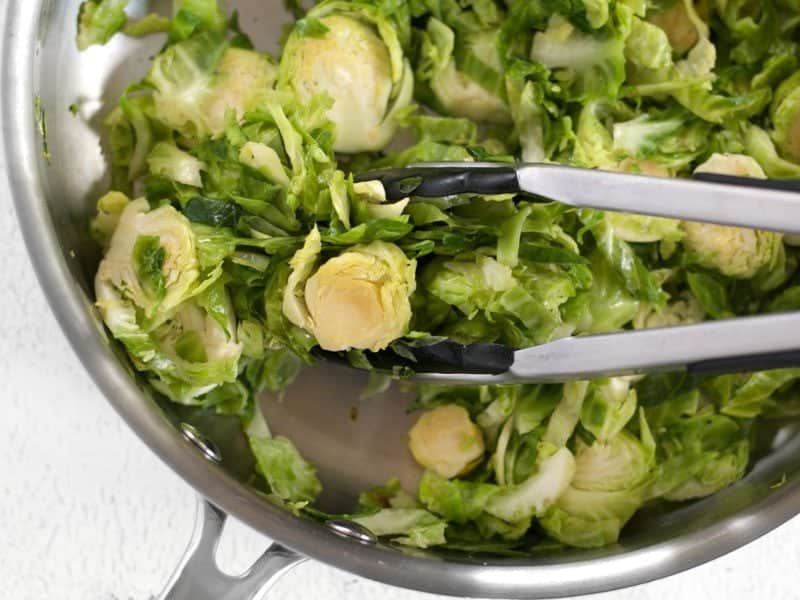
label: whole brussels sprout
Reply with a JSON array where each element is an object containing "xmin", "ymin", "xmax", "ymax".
[
  {"xmin": 279, "ymin": 7, "xmax": 414, "ymax": 153},
  {"xmin": 408, "ymin": 404, "xmax": 486, "ymax": 479},
  {"xmin": 682, "ymin": 154, "xmax": 783, "ymax": 279}
]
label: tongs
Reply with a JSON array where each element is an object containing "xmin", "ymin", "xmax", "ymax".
[{"xmin": 320, "ymin": 162, "xmax": 800, "ymax": 384}]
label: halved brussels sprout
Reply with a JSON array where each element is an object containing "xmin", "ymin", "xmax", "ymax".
[
  {"xmin": 682, "ymin": 154, "xmax": 783, "ymax": 279},
  {"xmin": 278, "ymin": 6, "xmax": 414, "ymax": 153},
  {"xmin": 408, "ymin": 404, "xmax": 486, "ymax": 479},
  {"xmin": 647, "ymin": 0, "xmax": 707, "ymax": 55},
  {"xmin": 95, "ymin": 197, "xmax": 240, "ymax": 401},
  {"xmin": 283, "ymin": 233, "xmax": 416, "ymax": 351},
  {"xmin": 149, "ymin": 33, "xmax": 277, "ymax": 138},
  {"xmin": 770, "ymin": 72, "xmax": 800, "ymax": 162},
  {"xmin": 95, "ymin": 197, "xmax": 201, "ymax": 325}
]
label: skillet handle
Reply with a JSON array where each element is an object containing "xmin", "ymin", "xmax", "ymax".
[{"xmin": 158, "ymin": 497, "xmax": 304, "ymax": 600}]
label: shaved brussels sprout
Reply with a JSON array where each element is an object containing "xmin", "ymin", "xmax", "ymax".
[
  {"xmin": 146, "ymin": 142, "xmax": 206, "ymax": 187},
  {"xmin": 484, "ymin": 446, "xmax": 576, "ymax": 522},
  {"xmin": 529, "ymin": 13, "xmax": 626, "ymax": 100},
  {"xmin": 351, "ymin": 508, "xmax": 447, "ymax": 548},
  {"xmin": 651, "ymin": 413, "xmax": 750, "ymax": 501},
  {"xmin": 539, "ymin": 412, "xmax": 655, "ymax": 548},
  {"xmin": 634, "ymin": 292, "xmax": 704, "ymax": 329},
  {"xmin": 409, "ymin": 404, "xmax": 486, "ymax": 479},
  {"xmin": 78, "ymin": 0, "xmax": 800, "ymax": 553},
  {"xmin": 419, "ymin": 19, "xmax": 510, "ymax": 123},
  {"xmin": 77, "ymin": 0, "xmax": 128, "ymax": 50},
  {"xmin": 581, "ymin": 378, "xmax": 638, "ymax": 443},
  {"xmin": 279, "ymin": 8, "xmax": 413, "ymax": 153},
  {"xmin": 682, "ymin": 154, "xmax": 783, "ymax": 278},
  {"xmin": 90, "ymin": 191, "xmax": 130, "ymax": 248}
]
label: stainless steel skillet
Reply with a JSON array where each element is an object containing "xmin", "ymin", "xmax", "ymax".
[{"xmin": 5, "ymin": 1, "xmax": 800, "ymax": 599}]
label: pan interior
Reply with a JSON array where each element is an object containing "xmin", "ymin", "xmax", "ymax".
[{"xmin": 28, "ymin": 0, "xmax": 800, "ymax": 569}]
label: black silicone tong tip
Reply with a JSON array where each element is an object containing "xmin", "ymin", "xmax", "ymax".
[
  {"xmin": 316, "ymin": 341, "xmax": 514, "ymax": 375},
  {"xmin": 355, "ymin": 165, "xmax": 520, "ymax": 202}
]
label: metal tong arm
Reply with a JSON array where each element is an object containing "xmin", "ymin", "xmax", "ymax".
[
  {"xmin": 417, "ymin": 312, "xmax": 800, "ymax": 384},
  {"xmin": 364, "ymin": 162, "xmax": 800, "ymax": 235}
]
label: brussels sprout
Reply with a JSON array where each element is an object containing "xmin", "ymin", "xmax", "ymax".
[
  {"xmin": 279, "ymin": 9, "xmax": 414, "ymax": 153},
  {"xmin": 418, "ymin": 470, "xmax": 499, "ymax": 523},
  {"xmin": 580, "ymin": 377, "xmax": 638, "ymax": 443},
  {"xmin": 634, "ymin": 292, "xmax": 704, "ymax": 329},
  {"xmin": 647, "ymin": 0, "xmax": 706, "ymax": 55},
  {"xmin": 149, "ymin": 34, "xmax": 277, "ymax": 138},
  {"xmin": 539, "ymin": 413, "xmax": 655, "ymax": 548},
  {"xmin": 604, "ymin": 160, "xmax": 684, "ymax": 245},
  {"xmin": 282, "ymin": 227, "xmax": 323, "ymax": 335},
  {"xmin": 246, "ymin": 401, "xmax": 322, "ymax": 504},
  {"xmin": 239, "ymin": 142, "xmax": 291, "ymax": 187},
  {"xmin": 651, "ymin": 413, "xmax": 749, "ymax": 501},
  {"xmin": 409, "ymin": 404, "xmax": 486, "ymax": 479},
  {"xmin": 744, "ymin": 125, "xmax": 800, "ymax": 179},
  {"xmin": 95, "ymin": 197, "xmax": 201, "ymax": 326},
  {"xmin": 529, "ymin": 13, "xmax": 626, "ymax": 100},
  {"xmin": 283, "ymin": 234, "xmax": 416, "ymax": 351},
  {"xmin": 146, "ymin": 142, "xmax": 206, "ymax": 187},
  {"xmin": 90, "ymin": 190, "xmax": 130, "ymax": 248},
  {"xmin": 563, "ymin": 252, "xmax": 641, "ymax": 334},
  {"xmin": 77, "ymin": 0, "xmax": 128, "ymax": 50},
  {"xmin": 148, "ymin": 290, "xmax": 243, "ymax": 401},
  {"xmin": 94, "ymin": 197, "xmax": 239, "ymax": 401},
  {"xmin": 484, "ymin": 446, "xmax": 576, "ymax": 522},
  {"xmin": 682, "ymin": 154, "xmax": 783, "ymax": 279},
  {"xmin": 770, "ymin": 71, "xmax": 800, "ymax": 161},
  {"xmin": 625, "ymin": 17, "xmax": 672, "ymax": 70},
  {"xmin": 419, "ymin": 19, "xmax": 510, "ymax": 124},
  {"xmin": 351, "ymin": 508, "xmax": 447, "ymax": 548},
  {"xmin": 544, "ymin": 381, "xmax": 590, "ymax": 447}
]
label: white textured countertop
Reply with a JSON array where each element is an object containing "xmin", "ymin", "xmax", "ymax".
[{"xmin": 3, "ymin": 163, "xmax": 800, "ymax": 600}]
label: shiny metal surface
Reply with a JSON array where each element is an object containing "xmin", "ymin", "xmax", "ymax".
[
  {"xmin": 158, "ymin": 498, "xmax": 304, "ymax": 600},
  {"xmin": 325, "ymin": 520, "xmax": 379, "ymax": 545},
  {"xmin": 181, "ymin": 423, "xmax": 224, "ymax": 464},
  {"xmin": 419, "ymin": 312, "xmax": 800, "ymax": 384},
  {"xmin": 518, "ymin": 163, "xmax": 800, "ymax": 234},
  {"xmin": 5, "ymin": 0, "xmax": 800, "ymax": 598}
]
